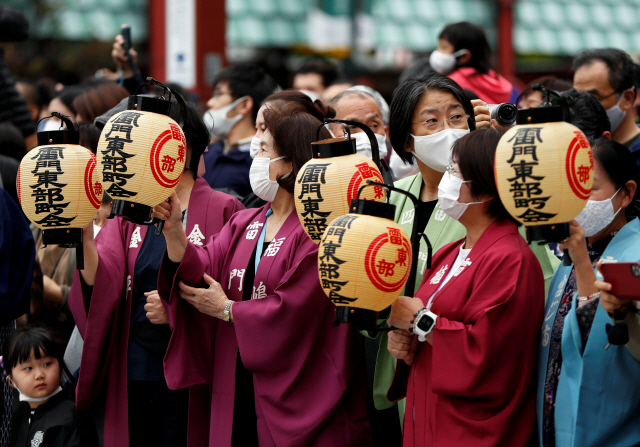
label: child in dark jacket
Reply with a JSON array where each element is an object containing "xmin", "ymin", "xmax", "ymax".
[{"xmin": 2, "ymin": 327, "xmax": 97, "ymax": 447}]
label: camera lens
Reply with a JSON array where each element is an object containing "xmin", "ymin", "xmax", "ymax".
[
  {"xmin": 493, "ymin": 103, "xmax": 517, "ymax": 126},
  {"xmin": 632, "ymin": 264, "xmax": 640, "ymax": 277}
]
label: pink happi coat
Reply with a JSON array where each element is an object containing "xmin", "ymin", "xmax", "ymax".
[
  {"xmin": 68, "ymin": 177, "xmax": 243, "ymax": 447},
  {"xmin": 158, "ymin": 204, "xmax": 372, "ymax": 447}
]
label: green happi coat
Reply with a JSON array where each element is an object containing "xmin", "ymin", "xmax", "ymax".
[{"xmin": 372, "ymin": 172, "xmax": 561, "ymax": 423}]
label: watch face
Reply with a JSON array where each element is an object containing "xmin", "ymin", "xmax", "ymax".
[{"xmin": 417, "ymin": 314, "xmax": 435, "ymax": 333}]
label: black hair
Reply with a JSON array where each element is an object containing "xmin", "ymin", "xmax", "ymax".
[
  {"xmin": 295, "ymin": 59, "xmax": 339, "ymax": 89},
  {"xmin": 591, "ymin": 138, "xmax": 640, "ymax": 219},
  {"xmin": 166, "ymin": 97, "xmax": 209, "ymax": 179},
  {"xmin": 52, "ymin": 86, "xmax": 86, "ymax": 115},
  {"xmin": 439, "ymin": 22, "xmax": 493, "ymax": 75},
  {"xmin": 555, "ymin": 88, "xmax": 611, "ymax": 142},
  {"xmin": 573, "ymin": 48, "xmax": 637, "ymax": 96},
  {"xmin": 212, "ymin": 64, "xmax": 278, "ymax": 123},
  {"xmin": 399, "ymin": 57, "xmax": 433, "ymax": 84},
  {"xmin": 0, "ymin": 121, "xmax": 26, "ymax": 162},
  {"xmin": 389, "ymin": 72, "xmax": 476, "ymax": 164},
  {"xmin": 78, "ymin": 122, "xmax": 100, "ymax": 154},
  {"xmin": 2, "ymin": 327, "xmax": 72, "ymax": 384},
  {"xmin": 452, "ymin": 129, "xmax": 518, "ymax": 224}
]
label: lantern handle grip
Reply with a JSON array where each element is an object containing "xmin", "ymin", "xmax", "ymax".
[
  {"xmin": 37, "ymin": 112, "xmax": 78, "ymax": 132},
  {"xmin": 324, "ymin": 118, "xmax": 381, "ymax": 169}
]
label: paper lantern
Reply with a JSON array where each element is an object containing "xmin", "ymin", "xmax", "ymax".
[
  {"xmin": 295, "ymin": 135, "xmax": 386, "ymax": 243},
  {"xmin": 319, "ymin": 199, "xmax": 411, "ymax": 328},
  {"xmin": 18, "ymin": 143, "xmax": 102, "ymax": 247},
  {"xmin": 96, "ymin": 85, "xmax": 187, "ymax": 224},
  {"xmin": 495, "ymin": 122, "xmax": 593, "ymax": 242}
]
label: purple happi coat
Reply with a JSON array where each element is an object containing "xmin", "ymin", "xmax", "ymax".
[
  {"xmin": 68, "ymin": 177, "xmax": 243, "ymax": 447},
  {"xmin": 158, "ymin": 204, "xmax": 372, "ymax": 447}
]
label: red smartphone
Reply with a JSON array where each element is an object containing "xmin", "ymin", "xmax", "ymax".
[{"xmin": 599, "ymin": 262, "xmax": 640, "ymax": 301}]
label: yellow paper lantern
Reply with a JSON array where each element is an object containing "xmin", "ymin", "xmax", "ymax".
[
  {"xmin": 495, "ymin": 122, "xmax": 593, "ymax": 241},
  {"xmin": 96, "ymin": 93, "xmax": 187, "ymax": 224},
  {"xmin": 18, "ymin": 144, "xmax": 102, "ymax": 245},
  {"xmin": 295, "ymin": 136, "xmax": 386, "ymax": 244},
  {"xmin": 318, "ymin": 206, "xmax": 412, "ymax": 327}
]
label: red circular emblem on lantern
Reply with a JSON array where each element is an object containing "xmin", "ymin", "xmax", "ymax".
[
  {"xmin": 84, "ymin": 155, "xmax": 101, "ymax": 209},
  {"xmin": 565, "ymin": 131, "xmax": 592, "ymax": 200},
  {"xmin": 149, "ymin": 129, "xmax": 182, "ymax": 189},
  {"xmin": 364, "ymin": 232, "xmax": 412, "ymax": 293},
  {"xmin": 347, "ymin": 165, "xmax": 384, "ymax": 203}
]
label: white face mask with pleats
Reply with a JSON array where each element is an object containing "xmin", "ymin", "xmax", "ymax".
[
  {"xmin": 249, "ymin": 156, "xmax": 291, "ymax": 202},
  {"xmin": 437, "ymin": 171, "xmax": 484, "ymax": 220},
  {"xmin": 411, "ymin": 128, "xmax": 469, "ymax": 172},
  {"xmin": 429, "ymin": 49, "xmax": 467, "ymax": 75},
  {"xmin": 203, "ymin": 96, "xmax": 248, "ymax": 140},
  {"xmin": 575, "ymin": 187, "xmax": 623, "ymax": 237},
  {"xmin": 352, "ymin": 132, "xmax": 388, "ymax": 160}
]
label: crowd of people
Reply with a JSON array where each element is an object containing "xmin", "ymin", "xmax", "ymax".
[{"xmin": 1, "ymin": 6, "xmax": 640, "ymax": 447}]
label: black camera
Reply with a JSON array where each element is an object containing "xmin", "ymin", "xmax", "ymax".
[{"xmin": 487, "ymin": 103, "xmax": 517, "ymax": 127}]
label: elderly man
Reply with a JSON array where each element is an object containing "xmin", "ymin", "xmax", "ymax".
[
  {"xmin": 573, "ymin": 48, "xmax": 640, "ymax": 166},
  {"xmin": 328, "ymin": 87, "xmax": 388, "ymax": 160}
]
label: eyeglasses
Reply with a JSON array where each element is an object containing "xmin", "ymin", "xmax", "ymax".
[
  {"xmin": 412, "ymin": 114, "xmax": 469, "ymax": 133},
  {"xmin": 446, "ymin": 164, "xmax": 471, "ymax": 182},
  {"xmin": 588, "ymin": 91, "xmax": 618, "ymax": 102}
]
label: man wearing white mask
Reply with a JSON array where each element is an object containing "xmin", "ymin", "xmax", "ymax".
[
  {"xmin": 202, "ymin": 64, "xmax": 277, "ymax": 197},
  {"xmin": 573, "ymin": 48, "xmax": 640, "ymax": 168},
  {"xmin": 328, "ymin": 88, "xmax": 389, "ymax": 161}
]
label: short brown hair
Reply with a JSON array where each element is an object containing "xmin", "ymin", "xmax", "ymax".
[
  {"xmin": 263, "ymin": 105, "xmax": 331, "ymax": 194},
  {"xmin": 452, "ymin": 129, "xmax": 517, "ymax": 224},
  {"xmin": 73, "ymin": 81, "xmax": 129, "ymax": 124}
]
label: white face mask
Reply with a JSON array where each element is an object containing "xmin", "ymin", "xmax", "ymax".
[
  {"xmin": 606, "ymin": 95, "xmax": 626, "ymax": 133},
  {"xmin": 352, "ymin": 132, "xmax": 388, "ymax": 160},
  {"xmin": 249, "ymin": 136, "xmax": 261, "ymax": 159},
  {"xmin": 438, "ymin": 171, "xmax": 483, "ymax": 221},
  {"xmin": 8, "ymin": 376, "xmax": 63, "ymax": 403},
  {"xmin": 411, "ymin": 128, "xmax": 469, "ymax": 172},
  {"xmin": 429, "ymin": 49, "xmax": 467, "ymax": 75},
  {"xmin": 203, "ymin": 96, "xmax": 248, "ymax": 140},
  {"xmin": 249, "ymin": 156, "xmax": 291, "ymax": 202},
  {"xmin": 575, "ymin": 187, "xmax": 623, "ymax": 237}
]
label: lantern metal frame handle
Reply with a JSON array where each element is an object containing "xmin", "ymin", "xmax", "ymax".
[
  {"xmin": 323, "ymin": 118, "xmax": 381, "ymax": 169},
  {"xmin": 134, "ymin": 77, "xmax": 187, "ymax": 128},
  {"xmin": 36, "ymin": 112, "xmax": 79, "ymax": 132}
]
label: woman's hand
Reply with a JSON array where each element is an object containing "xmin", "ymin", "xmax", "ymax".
[
  {"xmin": 388, "ymin": 329, "xmax": 419, "ymax": 366},
  {"xmin": 388, "ymin": 295, "xmax": 425, "ymax": 330},
  {"xmin": 144, "ymin": 290, "xmax": 168, "ymax": 324},
  {"xmin": 178, "ymin": 273, "xmax": 229, "ymax": 319},
  {"xmin": 152, "ymin": 190, "xmax": 188, "ymax": 262},
  {"xmin": 472, "ymin": 99, "xmax": 491, "ymax": 130},
  {"xmin": 596, "ymin": 261, "xmax": 630, "ymax": 315},
  {"xmin": 112, "ymin": 32, "xmax": 138, "ymax": 79}
]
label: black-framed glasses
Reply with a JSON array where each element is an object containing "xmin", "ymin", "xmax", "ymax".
[{"xmin": 588, "ymin": 91, "xmax": 619, "ymax": 102}]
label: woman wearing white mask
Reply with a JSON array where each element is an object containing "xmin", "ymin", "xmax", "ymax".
[
  {"xmin": 243, "ymin": 89, "xmax": 337, "ymax": 209},
  {"xmin": 370, "ymin": 73, "xmax": 559, "ymax": 431},
  {"xmin": 387, "ymin": 130, "xmax": 545, "ymax": 446},
  {"xmin": 537, "ymin": 138, "xmax": 640, "ymax": 447},
  {"xmin": 429, "ymin": 22, "xmax": 516, "ymax": 104},
  {"xmin": 153, "ymin": 104, "xmax": 372, "ymax": 446}
]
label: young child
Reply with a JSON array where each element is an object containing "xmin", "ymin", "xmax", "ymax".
[{"xmin": 2, "ymin": 327, "xmax": 97, "ymax": 447}]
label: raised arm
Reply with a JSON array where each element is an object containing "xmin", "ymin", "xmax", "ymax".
[{"xmin": 152, "ymin": 190, "xmax": 188, "ymax": 262}]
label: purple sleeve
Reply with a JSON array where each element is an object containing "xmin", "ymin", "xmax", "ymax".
[{"xmin": 160, "ymin": 220, "xmax": 234, "ymax": 390}]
